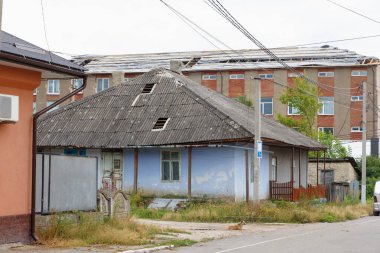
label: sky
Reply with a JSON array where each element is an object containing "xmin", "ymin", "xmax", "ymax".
[{"xmin": 2, "ymin": 0, "xmax": 380, "ymax": 58}]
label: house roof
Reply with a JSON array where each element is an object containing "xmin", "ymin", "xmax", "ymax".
[
  {"xmin": 37, "ymin": 68, "xmax": 325, "ymax": 150},
  {"xmin": 72, "ymin": 46, "xmax": 379, "ymax": 74},
  {"xmin": 0, "ymin": 31, "xmax": 85, "ymax": 75},
  {"xmin": 309, "ymin": 157, "xmax": 360, "ymax": 176}
]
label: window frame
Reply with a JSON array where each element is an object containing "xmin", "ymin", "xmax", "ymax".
[
  {"xmin": 260, "ymin": 97, "xmax": 273, "ymax": 115},
  {"xmin": 160, "ymin": 149, "xmax": 181, "ymax": 182},
  {"xmin": 351, "ymin": 70, "xmax": 367, "ymax": 77},
  {"xmin": 351, "ymin": 126, "xmax": 363, "ymax": 132},
  {"xmin": 97, "ymin": 78, "xmax": 110, "ymax": 93},
  {"xmin": 351, "ymin": 95, "xmax": 363, "ymax": 101},
  {"xmin": 72, "ymin": 78, "xmax": 84, "ymax": 94},
  {"xmin": 229, "ymin": 74, "xmax": 245, "ymax": 80},
  {"xmin": 46, "ymin": 101, "xmax": 59, "ymax": 112},
  {"xmin": 318, "ymin": 97, "xmax": 334, "ymax": 115},
  {"xmin": 47, "ymin": 80, "xmax": 60, "ymax": 95},
  {"xmin": 287, "ymin": 105, "xmax": 300, "ymax": 115},
  {"xmin": 202, "ymin": 74, "xmax": 217, "ymax": 80},
  {"xmin": 318, "ymin": 127, "xmax": 334, "ymax": 135},
  {"xmin": 258, "ymin": 73, "xmax": 273, "ymax": 79},
  {"xmin": 318, "ymin": 72, "xmax": 335, "ymax": 77},
  {"xmin": 270, "ymin": 157, "xmax": 277, "ymax": 181}
]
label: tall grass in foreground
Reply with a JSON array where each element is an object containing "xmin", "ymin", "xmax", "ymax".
[
  {"xmin": 133, "ymin": 199, "xmax": 373, "ymax": 224},
  {"xmin": 37, "ymin": 213, "xmax": 163, "ymax": 247}
]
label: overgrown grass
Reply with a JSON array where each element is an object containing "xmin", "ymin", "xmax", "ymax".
[
  {"xmin": 132, "ymin": 199, "xmax": 372, "ymax": 224},
  {"xmin": 37, "ymin": 213, "xmax": 172, "ymax": 247}
]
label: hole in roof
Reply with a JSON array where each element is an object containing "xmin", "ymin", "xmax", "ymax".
[
  {"xmin": 142, "ymin": 83, "xmax": 156, "ymax": 94},
  {"xmin": 152, "ymin": 118, "xmax": 169, "ymax": 131},
  {"xmin": 14, "ymin": 43, "xmax": 46, "ymax": 54}
]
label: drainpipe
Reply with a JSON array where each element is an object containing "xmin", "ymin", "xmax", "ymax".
[{"xmin": 31, "ymin": 75, "xmax": 87, "ymax": 240}]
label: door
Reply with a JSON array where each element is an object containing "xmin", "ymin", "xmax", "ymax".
[{"xmin": 102, "ymin": 151, "xmax": 123, "ymax": 191}]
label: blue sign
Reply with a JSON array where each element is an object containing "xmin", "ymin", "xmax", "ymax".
[{"xmin": 257, "ymin": 140, "xmax": 262, "ymax": 158}]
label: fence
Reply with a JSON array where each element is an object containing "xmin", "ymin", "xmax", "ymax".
[
  {"xmin": 326, "ymin": 181, "xmax": 359, "ymax": 202},
  {"xmin": 293, "ymin": 185, "xmax": 326, "ymax": 201},
  {"xmin": 36, "ymin": 153, "xmax": 98, "ymax": 214},
  {"xmin": 269, "ymin": 181, "xmax": 293, "ymax": 201}
]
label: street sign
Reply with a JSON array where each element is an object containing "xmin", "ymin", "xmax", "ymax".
[{"xmin": 257, "ymin": 140, "xmax": 262, "ymax": 158}]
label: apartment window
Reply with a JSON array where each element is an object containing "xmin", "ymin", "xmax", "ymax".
[
  {"xmin": 260, "ymin": 98, "xmax": 273, "ymax": 115},
  {"xmin": 288, "ymin": 105, "xmax": 300, "ymax": 115},
  {"xmin": 270, "ymin": 157, "xmax": 277, "ymax": 181},
  {"xmin": 161, "ymin": 150, "xmax": 181, "ymax": 182},
  {"xmin": 152, "ymin": 118, "xmax": 170, "ymax": 131},
  {"xmin": 351, "ymin": 126, "xmax": 363, "ymax": 132},
  {"xmin": 72, "ymin": 78, "xmax": 84, "ymax": 94},
  {"xmin": 202, "ymin": 74, "xmax": 217, "ymax": 80},
  {"xmin": 351, "ymin": 70, "xmax": 367, "ymax": 76},
  {"xmin": 318, "ymin": 72, "xmax": 334, "ymax": 77},
  {"xmin": 318, "ymin": 97, "xmax": 334, "ymax": 115},
  {"xmin": 258, "ymin": 73, "xmax": 273, "ymax": 79},
  {"xmin": 33, "ymin": 89, "xmax": 38, "ymax": 95},
  {"xmin": 46, "ymin": 101, "xmax": 59, "ymax": 112},
  {"xmin": 351, "ymin": 95, "xmax": 363, "ymax": 101},
  {"xmin": 318, "ymin": 127, "xmax": 334, "ymax": 135},
  {"xmin": 288, "ymin": 73, "xmax": 299, "ymax": 78},
  {"xmin": 33, "ymin": 102, "xmax": 36, "ymax": 113},
  {"xmin": 229, "ymin": 74, "xmax": 245, "ymax": 79},
  {"xmin": 47, "ymin": 80, "xmax": 60, "ymax": 94},
  {"xmin": 97, "ymin": 78, "xmax": 109, "ymax": 93}
]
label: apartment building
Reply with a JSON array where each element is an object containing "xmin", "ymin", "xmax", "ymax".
[{"xmin": 33, "ymin": 46, "xmax": 380, "ymax": 156}]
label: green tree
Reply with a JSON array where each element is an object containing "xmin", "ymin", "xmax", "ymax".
[
  {"xmin": 357, "ymin": 156, "xmax": 380, "ymax": 198},
  {"xmin": 235, "ymin": 95, "xmax": 253, "ymax": 107},
  {"xmin": 277, "ymin": 77, "xmax": 347, "ymax": 158}
]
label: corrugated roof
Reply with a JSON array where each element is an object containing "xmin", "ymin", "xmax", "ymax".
[
  {"xmin": 72, "ymin": 46, "xmax": 379, "ymax": 74},
  {"xmin": 0, "ymin": 31, "xmax": 85, "ymax": 73},
  {"xmin": 37, "ymin": 68, "xmax": 325, "ymax": 149}
]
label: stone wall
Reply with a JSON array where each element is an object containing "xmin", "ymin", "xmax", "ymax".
[{"xmin": 308, "ymin": 161, "xmax": 358, "ymax": 185}]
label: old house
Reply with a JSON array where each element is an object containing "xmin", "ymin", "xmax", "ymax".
[
  {"xmin": 37, "ymin": 68, "xmax": 324, "ymax": 202},
  {"xmin": 0, "ymin": 31, "xmax": 84, "ymax": 244}
]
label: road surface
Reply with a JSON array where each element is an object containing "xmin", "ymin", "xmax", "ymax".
[{"xmin": 160, "ymin": 216, "xmax": 380, "ymax": 253}]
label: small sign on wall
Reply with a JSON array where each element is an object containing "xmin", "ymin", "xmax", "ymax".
[{"xmin": 257, "ymin": 140, "xmax": 262, "ymax": 158}]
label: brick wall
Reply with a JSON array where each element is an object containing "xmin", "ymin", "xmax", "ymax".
[{"xmin": 0, "ymin": 214, "xmax": 31, "ymax": 244}]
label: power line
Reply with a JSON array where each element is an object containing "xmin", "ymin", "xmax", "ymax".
[
  {"xmin": 326, "ymin": 0, "xmax": 380, "ymax": 25},
  {"xmin": 289, "ymin": 34, "xmax": 380, "ymax": 47},
  {"xmin": 40, "ymin": 0, "xmax": 53, "ymax": 62}
]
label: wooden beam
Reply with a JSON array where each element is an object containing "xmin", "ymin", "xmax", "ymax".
[
  {"xmin": 291, "ymin": 147, "xmax": 294, "ymax": 201},
  {"xmin": 188, "ymin": 147, "xmax": 192, "ymax": 200},
  {"xmin": 298, "ymin": 148, "xmax": 301, "ymax": 188},
  {"xmin": 316, "ymin": 151, "xmax": 319, "ymax": 185},
  {"xmin": 323, "ymin": 150, "xmax": 326, "ymax": 185},
  {"xmin": 245, "ymin": 143, "xmax": 249, "ymax": 204},
  {"xmin": 133, "ymin": 148, "xmax": 138, "ymax": 193}
]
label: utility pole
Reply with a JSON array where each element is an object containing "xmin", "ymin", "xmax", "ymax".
[
  {"xmin": 361, "ymin": 81, "xmax": 367, "ymax": 204},
  {"xmin": 253, "ymin": 77, "xmax": 262, "ymax": 204},
  {"xmin": 0, "ymin": 0, "xmax": 3, "ymax": 51}
]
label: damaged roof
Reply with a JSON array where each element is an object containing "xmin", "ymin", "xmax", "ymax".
[
  {"xmin": 72, "ymin": 46, "xmax": 379, "ymax": 74},
  {"xmin": 0, "ymin": 31, "xmax": 85, "ymax": 74},
  {"xmin": 37, "ymin": 68, "xmax": 325, "ymax": 150}
]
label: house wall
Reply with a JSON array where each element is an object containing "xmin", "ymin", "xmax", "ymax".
[
  {"xmin": 0, "ymin": 64, "xmax": 41, "ymax": 243},
  {"xmin": 308, "ymin": 162, "xmax": 359, "ymax": 185}
]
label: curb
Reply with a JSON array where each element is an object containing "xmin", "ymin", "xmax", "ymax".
[{"xmin": 119, "ymin": 245, "xmax": 174, "ymax": 253}]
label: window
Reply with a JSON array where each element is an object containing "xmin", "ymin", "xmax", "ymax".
[
  {"xmin": 258, "ymin": 73, "xmax": 273, "ymax": 79},
  {"xmin": 288, "ymin": 73, "xmax": 299, "ymax": 78},
  {"xmin": 318, "ymin": 72, "xmax": 334, "ymax": 77},
  {"xmin": 33, "ymin": 102, "xmax": 36, "ymax": 113},
  {"xmin": 97, "ymin": 78, "xmax": 109, "ymax": 93},
  {"xmin": 46, "ymin": 101, "xmax": 59, "ymax": 112},
  {"xmin": 64, "ymin": 148, "xmax": 86, "ymax": 156},
  {"xmin": 229, "ymin": 74, "xmax": 244, "ymax": 79},
  {"xmin": 318, "ymin": 97, "xmax": 334, "ymax": 115},
  {"xmin": 351, "ymin": 70, "xmax": 367, "ymax": 76},
  {"xmin": 351, "ymin": 126, "xmax": 363, "ymax": 132},
  {"xmin": 351, "ymin": 95, "xmax": 363, "ymax": 101},
  {"xmin": 202, "ymin": 74, "xmax": 217, "ymax": 80},
  {"xmin": 288, "ymin": 105, "xmax": 300, "ymax": 115},
  {"xmin": 318, "ymin": 127, "xmax": 334, "ymax": 135},
  {"xmin": 141, "ymin": 83, "xmax": 156, "ymax": 94},
  {"xmin": 270, "ymin": 157, "xmax": 277, "ymax": 181},
  {"xmin": 72, "ymin": 78, "xmax": 83, "ymax": 94},
  {"xmin": 33, "ymin": 89, "xmax": 38, "ymax": 95},
  {"xmin": 161, "ymin": 150, "xmax": 181, "ymax": 182},
  {"xmin": 152, "ymin": 118, "xmax": 170, "ymax": 131},
  {"xmin": 47, "ymin": 80, "xmax": 60, "ymax": 94},
  {"xmin": 260, "ymin": 98, "xmax": 273, "ymax": 115}
]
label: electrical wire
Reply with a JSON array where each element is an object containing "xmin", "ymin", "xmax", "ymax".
[{"xmin": 40, "ymin": 0, "xmax": 53, "ymax": 62}]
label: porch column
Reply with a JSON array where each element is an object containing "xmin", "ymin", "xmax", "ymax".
[
  {"xmin": 188, "ymin": 146, "xmax": 192, "ymax": 200},
  {"xmin": 245, "ymin": 143, "xmax": 249, "ymax": 204},
  {"xmin": 323, "ymin": 150, "xmax": 326, "ymax": 185},
  {"xmin": 298, "ymin": 148, "xmax": 301, "ymax": 188},
  {"xmin": 316, "ymin": 152, "xmax": 319, "ymax": 185},
  {"xmin": 291, "ymin": 147, "xmax": 295, "ymax": 201},
  {"xmin": 133, "ymin": 148, "xmax": 138, "ymax": 193}
]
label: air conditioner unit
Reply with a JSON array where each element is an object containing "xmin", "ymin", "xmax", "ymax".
[{"xmin": 0, "ymin": 94, "xmax": 19, "ymax": 123}]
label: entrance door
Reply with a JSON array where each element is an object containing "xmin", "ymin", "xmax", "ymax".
[{"xmin": 102, "ymin": 151, "xmax": 123, "ymax": 191}]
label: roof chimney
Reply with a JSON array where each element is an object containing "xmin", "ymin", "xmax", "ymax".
[{"xmin": 170, "ymin": 60, "xmax": 183, "ymax": 74}]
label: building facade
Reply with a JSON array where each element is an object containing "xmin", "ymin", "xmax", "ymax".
[{"xmin": 33, "ymin": 46, "xmax": 380, "ymax": 156}]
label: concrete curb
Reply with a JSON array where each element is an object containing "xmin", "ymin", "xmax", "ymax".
[{"xmin": 119, "ymin": 245, "xmax": 174, "ymax": 253}]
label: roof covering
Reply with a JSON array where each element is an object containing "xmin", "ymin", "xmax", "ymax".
[
  {"xmin": 72, "ymin": 46, "xmax": 379, "ymax": 74},
  {"xmin": 0, "ymin": 31, "xmax": 85, "ymax": 73},
  {"xmin": 37, "ymin": 68, "xmax": 325, "ymax": 150}
]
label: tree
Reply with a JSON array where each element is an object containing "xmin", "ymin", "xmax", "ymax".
[{"xmin": 277, "ymin": 77, "xmax": 348, "ymax": 158}]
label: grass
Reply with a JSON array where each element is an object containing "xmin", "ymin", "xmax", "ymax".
[
  {"xmin": 37, "ymin": 212, "xmax": 178, "ymax": 248},
  {"xmin": 132, "ymin": 198, "xmax": 373, "ymax": 224}
]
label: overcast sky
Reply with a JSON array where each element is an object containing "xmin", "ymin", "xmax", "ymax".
[{"xmin": 2, "ymin": 0, "xmax": 380, "ymax": 58}]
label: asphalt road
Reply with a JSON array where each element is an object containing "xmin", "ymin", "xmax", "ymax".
[{"xmin": 160, "ymin": 216, "xmax": 380, "ymax": 253}]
